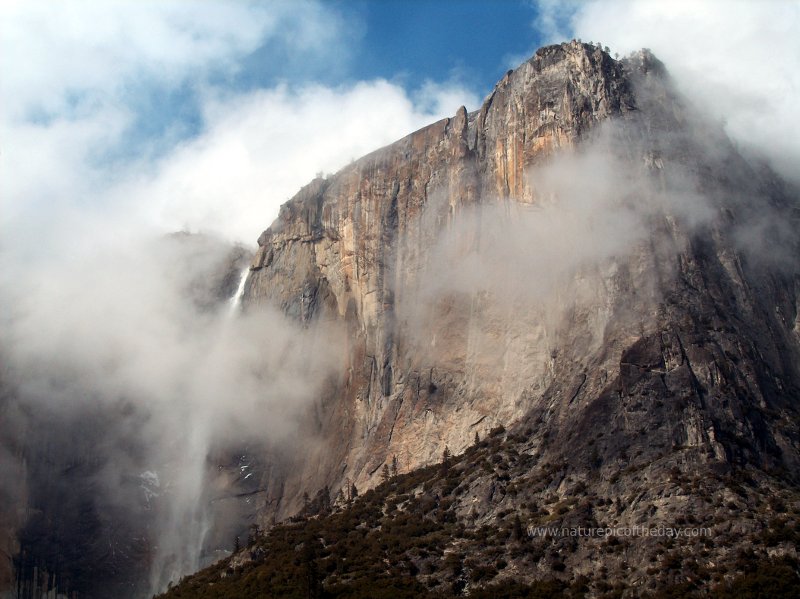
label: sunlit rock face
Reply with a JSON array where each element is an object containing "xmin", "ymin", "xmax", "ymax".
[
  {"xmin": 4, "ymin": 41, "xmax": 799, "ymax": 598},
  {"xmin": 243, "ymin": 41, "xmax": 800, "ymax": 522}
]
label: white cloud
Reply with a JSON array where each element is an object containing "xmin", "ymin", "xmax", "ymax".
[
  {"xmin": 126, "ymin": 80, "xmax": 479, "ymax": 243},
  {"xmin": 532, "ymin": 0, "xmax": 575, "ymax": 44},
  {"xmin": 533, "ymin": 0, "xmax": 800, "ymax": 183},
  {"xmin": 0, "ymin": 1, "xmax": 339, "ymax": 253},
  {"xmin": 1, "ymin": 1, "xmax": 478, "ymax": 251},
  {"xmin": 0, "ymin": 0, "xmax": 333, "ymax": 119},
  {"xmin": 0, "ymin": 4, "xmax": 479, "ymax": 588}
]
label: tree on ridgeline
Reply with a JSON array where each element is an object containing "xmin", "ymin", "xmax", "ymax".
[{"xmin": 381, "ymin": 463, "xmax": 391, "ymax": 484}]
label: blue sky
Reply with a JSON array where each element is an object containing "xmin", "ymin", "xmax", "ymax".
[
  {"xmin": 0, "ymin": 0, "xmax": 554, "ymax": 246},
  {"xmin": 129, "ymin": 1, "xmax": 545, "ymax": 155},
  {"xmin": 340, "ymin": 0, "xmax": 541, "ymax": 91},
  {"xmin": 1, "ymin": 0, "xmax": 798, "ymax": 249},
  {"xmin": 216, "ymin": 1, "xmax": 542, "ymax": 95}
]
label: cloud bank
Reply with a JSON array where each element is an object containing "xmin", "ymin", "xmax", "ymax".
[
  {"xmin": 533, "ymin": 0, "xmax": 800, "ymax": 183},
  {"xmin": 0, "ymin": 1, "xmax": 478, "ymax": 594},
  {"xmin": 1, "ymin": 1, "xmax": 478, "ymax": 254},
  {"xmin": 126, "ymin": 79, "xmax": 479, "ymax": 243}
]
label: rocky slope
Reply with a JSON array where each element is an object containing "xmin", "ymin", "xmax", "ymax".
[
  {"xmin": 6, "ymin": 40, "xmax": 800, "ymax": 598},
  {"xmin": 159, "ymin": 425, "xmax": 800, "ymax": 597},
  {"xmin": 238, "ymin": 40, "xmax": 800, "ymax": 533}
]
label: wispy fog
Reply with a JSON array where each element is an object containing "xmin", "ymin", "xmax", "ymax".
[
  {"xmin": 0, "ymin": 3, "xmax": 475, "ymax": 591},
  {"xmin": 1, "ymin": 1, "xmax": 797, "ymax": 595},
  {"xmin": 533, "ymin": 0, "xmax": 800, "ymax": 184},
  {"xmin": 0, "ymin": 229, "xmax": 345, "ymax": 592},
  {"xmin": 396, "ymin": 84, "xmax": 797, "ymax": 405}
]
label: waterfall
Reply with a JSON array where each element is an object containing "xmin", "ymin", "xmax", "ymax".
[
  {"xmin": 146, "ymin": 423, "xmax": 213, "ymax": 598},
  {"xmin": 228, "ymin": 268, "xmax": 249, "ymax": 316}
]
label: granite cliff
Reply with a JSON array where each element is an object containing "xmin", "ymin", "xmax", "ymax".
[
  {"xmin": 238, "ymin": 41, "xmax": 800, "ymax": 528},
  {"xmin": 159, "ymin": 40, "xmax": 800, "ymax": 598},
  {"xmin": 5, "ymin": 40, "xmax": 800, "ymax": 598}
]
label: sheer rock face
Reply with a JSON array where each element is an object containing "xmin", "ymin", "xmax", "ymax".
[{"xmin": 243, "ymin": 41, "xmax": 800, "ymax": 520}]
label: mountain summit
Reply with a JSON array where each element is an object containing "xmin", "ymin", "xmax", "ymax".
[
  {"xmin": 6, "ymin": 40, "xmax": 800, "ymax": 598},
  {"xmin": 177, "ymin": 39, "xmax": 799, "ymax": 596},
  {"xmin": 240, "ymin": 39, "xmax": 800, "ymax": 522}
]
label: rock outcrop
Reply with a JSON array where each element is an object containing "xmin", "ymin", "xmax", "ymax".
[
  {"xmin": 241, "ymin": 40, "xmax": 800, "ymax": 527},
  {"xmin": 6, "ymin": 40, "xmax": 800, "ymax": 598}
]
